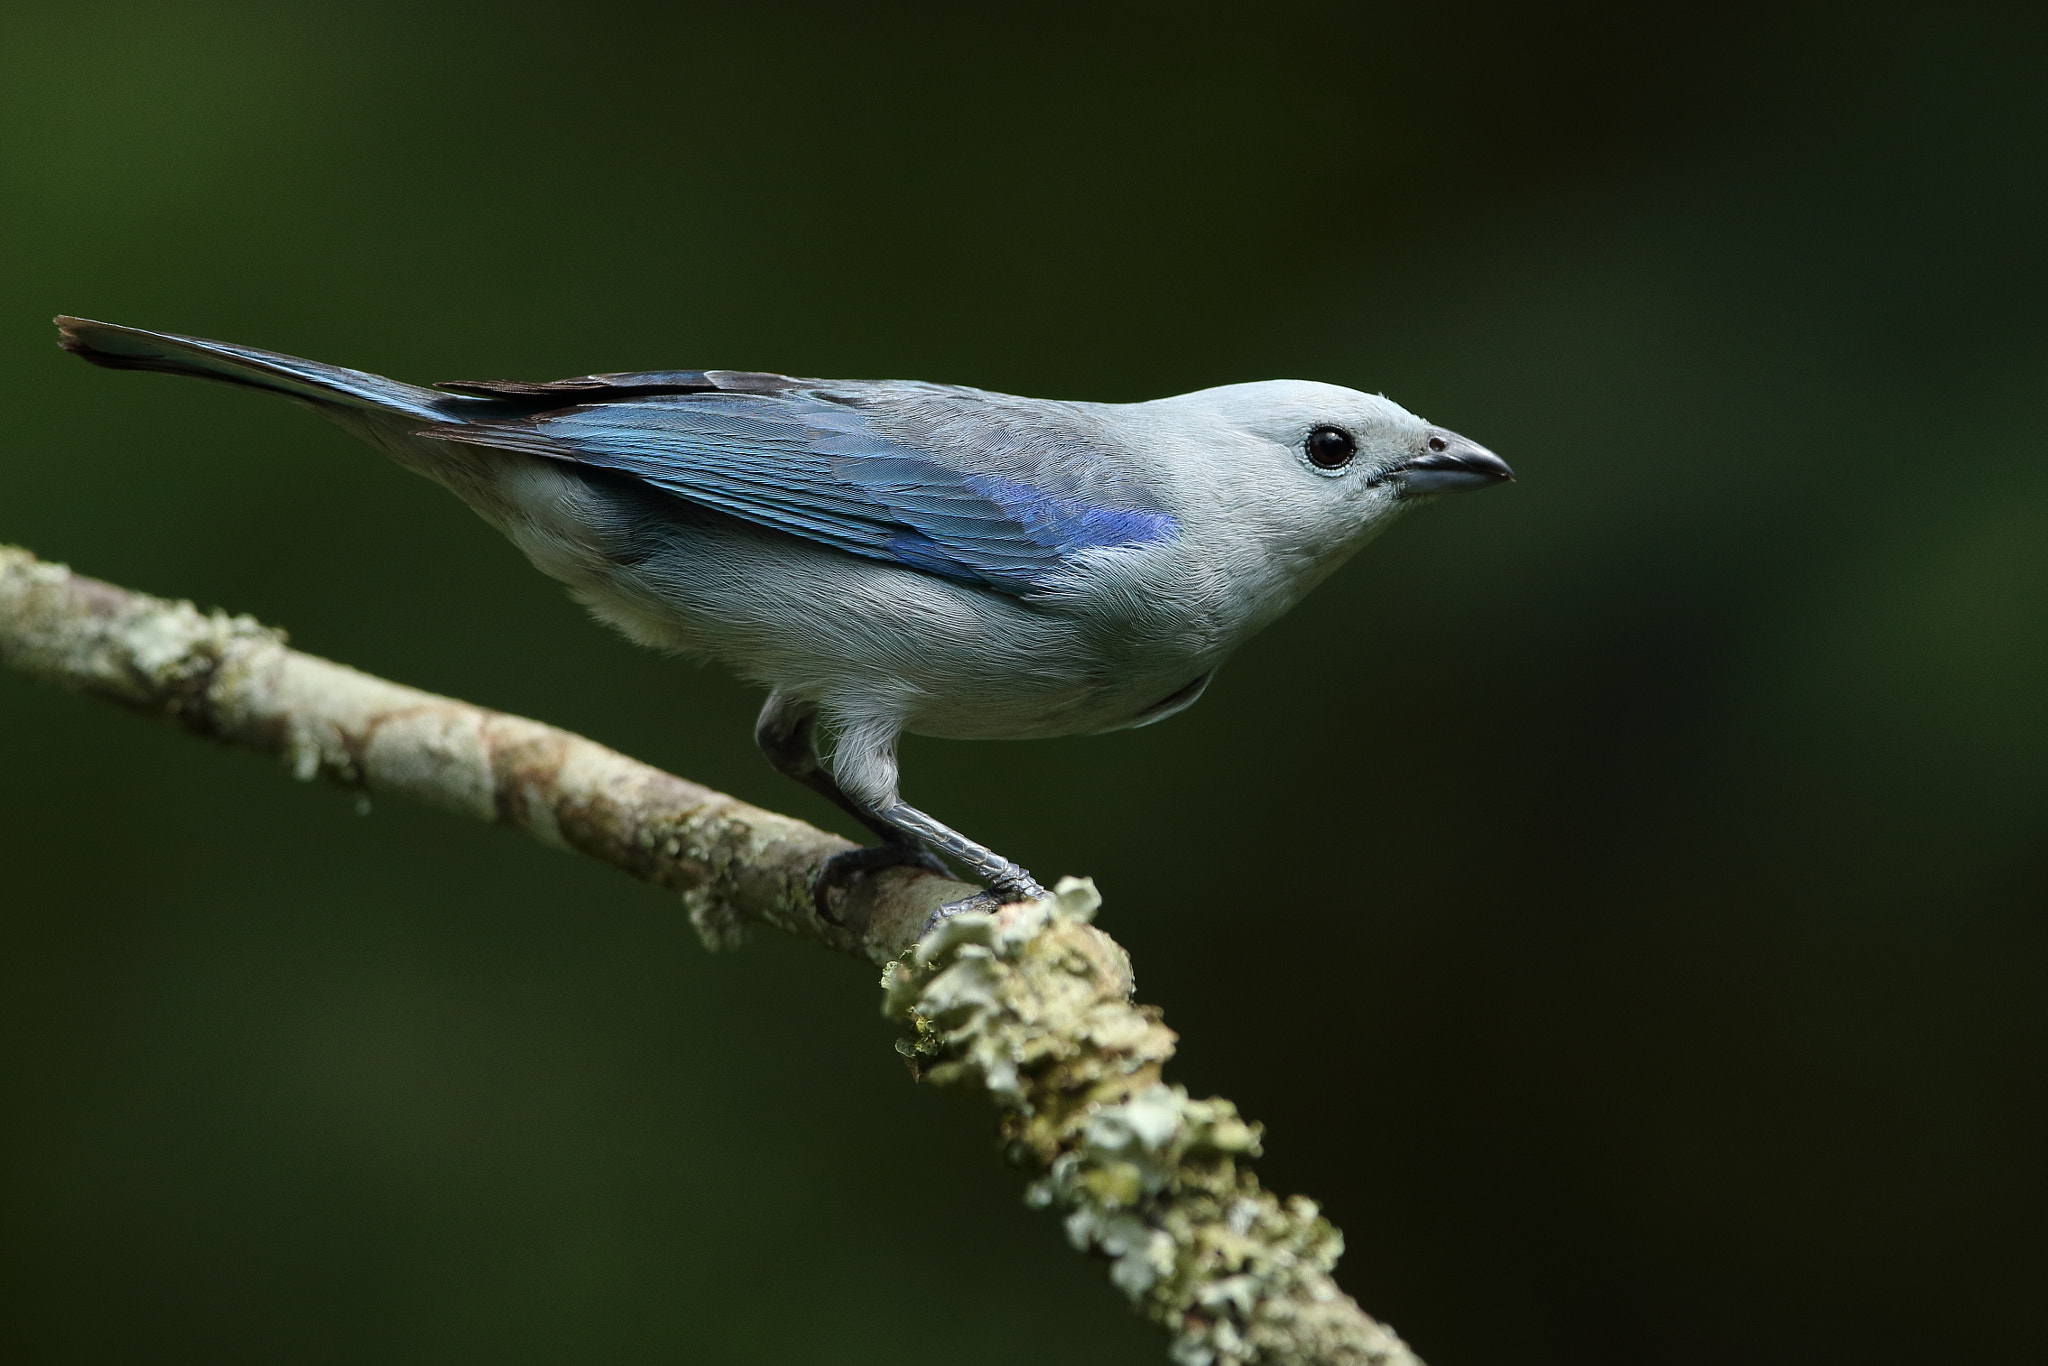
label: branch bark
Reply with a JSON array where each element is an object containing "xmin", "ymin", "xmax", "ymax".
[{"xmin": 0, "ymin": 542, "xmax": 1423, "ymax": 1366}]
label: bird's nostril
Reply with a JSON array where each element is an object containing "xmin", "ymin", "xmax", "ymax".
[{"xmin": 1427, "ymin": 435, "xmax": 1447, "ymax": 452}]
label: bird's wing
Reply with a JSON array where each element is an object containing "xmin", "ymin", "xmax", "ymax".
[
  {"xmin": 415, "ymin": 380, "xmax": 1176, "ymax": 597},
  {"xmin": 431, "ymin": 368, "xmax": 810, "ymax": 402}
]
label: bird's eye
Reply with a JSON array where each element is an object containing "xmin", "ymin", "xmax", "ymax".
[{"xmin": 1305, "ymin": 425, "xmax": 1356, "ymax": 470}]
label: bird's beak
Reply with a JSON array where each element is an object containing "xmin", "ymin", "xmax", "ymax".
[{"xmin": 1382, "ymin": 428, "xmax": 1515, "ymax": 495}]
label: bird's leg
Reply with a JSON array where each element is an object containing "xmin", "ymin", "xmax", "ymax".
[
  {"xmin": 869, "ymin": 799, "xmax": 1051, "ymax": 937},
  {"xmin": 757, "ymin": 695, "xmax": 1048, "ymax": 931},
  {"xmin": 755, "ymin": 693, "xmax": 947, "ymax": 920},
  {"xmin": 754, "ymin": 692, "xmax": 898, "ymax": 842},
  {"xmin": 869, "ymin": 800, "xmax": 1048, "ymax": 907},
  {"xmin": 824, "ymin": 712, "xmax": 1049, "ymax": 931}
]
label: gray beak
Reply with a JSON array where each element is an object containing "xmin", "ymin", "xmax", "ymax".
[{"xmin": 1383, "ymin": 428, "xmax": 1515, "ymax": 495}]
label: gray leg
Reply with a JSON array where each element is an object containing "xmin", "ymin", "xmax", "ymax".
[
  {"xmin": 871, "ymin": 800, "xmax": 1047, "ymax": 904},
  {"xmin": 755, "ymin": 694, "xmax": 947, "ymax": 921},
  {"xmin": 754, "ymin": 694, "xmax": 1048, "ymax": 923},
  {"xmin": 754, "ymin": 692, "xmax": 905, "ymax": 845}
]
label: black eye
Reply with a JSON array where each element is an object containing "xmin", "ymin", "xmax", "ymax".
[{"xmin": 1306, "ymin": 425, "xmax": 1356, "ymax": 470}]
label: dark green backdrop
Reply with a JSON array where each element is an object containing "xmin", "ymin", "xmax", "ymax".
[{"xmin": 4, "ymin": 4, "xmax": 2043, "ymax": 1363}]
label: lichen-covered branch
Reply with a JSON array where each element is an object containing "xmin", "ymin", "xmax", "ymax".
[
  {"xmin": 888, "ymin": 883, "xmax": 1420, "ymax": 1366},
  {"xmin": 0, "ymin": 542, "xmax": 963, "ymax": 958},
  {"xmin": 0, "ymin": 543, "xmax": 1423, "ymax": 1366}
]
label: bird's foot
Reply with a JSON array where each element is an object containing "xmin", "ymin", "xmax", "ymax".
[
  {"xmin": 917, "ymin": 873, "xmax": 1051, "ymax": 939},
  {"xmin": 813, "ymin": 842, "xmax": 950, "ymax": 924}
]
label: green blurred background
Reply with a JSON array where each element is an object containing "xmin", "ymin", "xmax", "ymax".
[{"xmin": 3, "ymin": 3, "xmax": 2043, "ymax": 1362}]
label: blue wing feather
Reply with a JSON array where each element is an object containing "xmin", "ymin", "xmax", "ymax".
[{"xmin": 420, "ymin": 387, "xmax": 1175, "ymax": 595}]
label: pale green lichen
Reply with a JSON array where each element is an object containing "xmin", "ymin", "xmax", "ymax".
[
  {"xmin": 678, "ymin": 804, "xmax": 828, "ymax": 953},
  {"xmin": 1, "ymin": 546, "xmax": 282, "ymax": 712},
  {"xmin": 883, "ymin": 879, "xmax": 1420, "ymax": 1366}
]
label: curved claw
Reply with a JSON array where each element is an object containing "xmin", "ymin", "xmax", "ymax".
[
  {"xmin": 813, "ymin": 842, "xmax": 950, "ymax": 924},
  {"xmin": 916, "ymin": 874, "xmax": 1051, "ymax": 939},
  {"xmin": 918, "ymin": 890, "xmax": 1007, "ymax": 938}
]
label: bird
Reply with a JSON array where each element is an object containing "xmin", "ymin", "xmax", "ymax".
[{"xmin": 55, "ymin": 316, "xmax": 1512, "ymax": 924}]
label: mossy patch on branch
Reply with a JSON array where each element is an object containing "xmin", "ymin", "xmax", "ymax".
[{"xmin": 884, "ymin": 880, "xmax": 1419, "ymax": 1366}]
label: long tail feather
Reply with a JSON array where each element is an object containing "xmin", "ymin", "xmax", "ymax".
[{"xmin": 55, "ymin": 317, "xmax": 452, "ymax": 422}]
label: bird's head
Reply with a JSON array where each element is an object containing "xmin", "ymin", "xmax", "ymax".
[{"xmin": 1149, "ymin": 379, "xmax": 1513, "ymax": 564}]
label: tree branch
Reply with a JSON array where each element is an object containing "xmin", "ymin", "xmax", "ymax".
[{"xmin": 0, "ymin": 542, "xmax": 1423, "ymax": 1366}]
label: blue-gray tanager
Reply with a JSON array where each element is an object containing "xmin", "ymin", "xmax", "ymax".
[{"xmin": 56, "ymin": 317, "xmax": 1511, "ymax": 919}]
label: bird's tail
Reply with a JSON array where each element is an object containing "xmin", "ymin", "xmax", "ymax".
[{"xmin": 55, "ymin": 316, "xmax": 451, "ymax": 422}]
